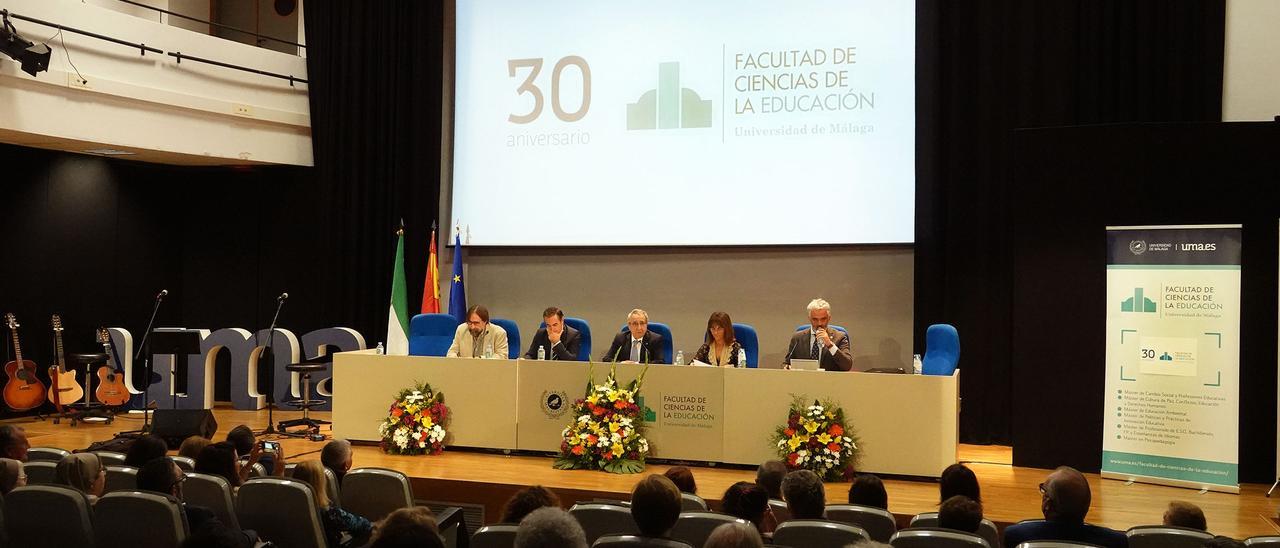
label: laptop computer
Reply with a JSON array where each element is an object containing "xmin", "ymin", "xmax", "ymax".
[{"xmin": 789, "ymin": 359, "xmax": 820, "ymax": 371}]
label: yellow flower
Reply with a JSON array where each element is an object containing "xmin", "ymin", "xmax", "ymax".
[
  {"xmin": 803, "ymin": 420, "xmax": 818, "ymax": 434},
  {"xmin": 608, "ymin": 421, "xmax": 620, "ymax": 433},
  {"xmin": 611, "ymin": 444, "xmax": 625, "ymax": 457},
  {"xmin": 817, "ymin": 433, "xmax": 832, "ymax": 444},
  {"xmin": 587, "ymin": 394, "xmax": 599, "ymax": 405},
  {"xmin": 787, "ymin": 437, "xmax": 803, "ymax": 451}
]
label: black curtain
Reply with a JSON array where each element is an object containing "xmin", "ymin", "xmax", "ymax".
[
  {"xmin": 915, "ymin": 1, "xmax": 1225, "ymax": 445},
  {"xmin": 304, "ymin": 0, "xmax": 445, "ymax": 344}
]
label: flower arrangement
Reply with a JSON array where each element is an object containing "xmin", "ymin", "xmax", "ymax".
[
  {"xmin": 378, "ymin": 381, "xmax": 450, "ymax": 455},
  {"xmin": 771, "ymin": 398, "xmax": 860, "ymax": 481},
  {"xmin": 553, "ymin": 365, "xmax": 650, "ymax": 474}
]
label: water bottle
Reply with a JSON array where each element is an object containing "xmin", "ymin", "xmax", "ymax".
[
  {"xmin": 737, "ymin": 348, "xmax": 747, "ymax": 368},
  {"xmin": 375, "ymin": 342, "xmax": 384, "ymax": 355},
  {"xmin": 484, "ymin": 340, "xmax": 495, "ymax": 359},
  {"xmin": 537, "ymin": 346, "xmax": 546, "ymax": 360},
  {"xmin": 675, "ymin": 350, "xmax": 685, "ymax": 365},
  {"xmin": 912, "ymin": 354, "xmax": 923, "ymax": 375}
]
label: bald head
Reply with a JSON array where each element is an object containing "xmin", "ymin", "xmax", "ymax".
[{"xmin": 1042, "ymin": 466, "xmax": 1091, "ymax": 523}]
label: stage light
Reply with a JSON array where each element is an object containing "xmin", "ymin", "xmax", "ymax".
[{"xmin": 1, "ymin": 10, "xmax": 50, "ymax": 77}]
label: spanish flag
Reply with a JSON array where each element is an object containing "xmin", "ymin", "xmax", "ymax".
[{"xmin": 421, "ymin": 222, "xmax": 440, "ymax": 313}]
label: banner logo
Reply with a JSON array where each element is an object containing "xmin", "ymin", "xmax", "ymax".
[
  {"xmin": 540, "ymin": 390, "xmax": 569, "ymax": 419},
  {"xmin": 1129, "ymin": 240, "xmax": 1147, "ymax": 255},
  {"xmin": 1121, "ymin": 287, "xmax": 1157, "ymax": 313},
  {"xmin": 627, "ymin": 62, "xmax": 713, "ymax": 130}
]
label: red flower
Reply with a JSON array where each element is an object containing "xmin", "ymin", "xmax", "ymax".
[
  {"xmin": 830, "ymin": 424, "xmax": 844, "ymax": 437},
  {"xmin": 784, "ymin": 428, "xmax": 796, "ymax": 437},
  {"xmin": 571, "ymin": 445, "xmax": 585, "ymax": 455},
  {"xmin": 787, "ymin": 453, "xmax": 800, "ymax": 466},
  {"xmin": 828, "ymin": 442, "xmax": 841, "ymax": 452},
  {"xmin": 392, "ymin": 407, "xmax": 404, "ymax": 417},
  {"xmin": 587, "ymin": 434, "xmax": 599, "ymax": 445}
]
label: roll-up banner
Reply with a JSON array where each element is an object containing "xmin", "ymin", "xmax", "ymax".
[{"xmin": 1102, "ymin": 224, "xmax": 1242, "ymax": 493}]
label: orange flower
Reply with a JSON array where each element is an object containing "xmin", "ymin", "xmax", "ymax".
[
  {"xmin": 392, "ymin": 408, "xmax": 403, "ymax": 417},
  {"xmin": 571, "ymin": 445, "xmax": 585, "ymax": 455},
  {"xmin": 784, "ymin": 428, "xmax": 796, "ymax": 437},
  {"xmin": 587, "ymin": 434, "xmax": 599, "ymax": 445},
  {"xmin": 829, "ymin": 424, "xmax": 844, "ymax": 437},
  {"xmin": 828, "ymin": 442, "xmax": 841, "ymax": 452}
]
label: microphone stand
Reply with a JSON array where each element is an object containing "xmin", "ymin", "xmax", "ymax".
[
  {"xmin": 124, "ymin": 291, "xmax": 164, "ymax": 435},
  {"xmin": 257, "ymin": 294, "xmax": 287, "ymax": 436}
]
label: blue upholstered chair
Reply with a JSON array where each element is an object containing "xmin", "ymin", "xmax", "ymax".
[
  {"xmin": 923, "ymin": 323, "xmax": 960, "ymax": 375},
  {"xmin": 539, "ymin": 317, "xmax": 592, "ymax": 361},
  {"xmin": 489, "ymin": 318, "xmax": 521, "ymax": 359},
  {"xmin": 618, "ymin": 322, "xmax": 674, "ymax": 363},
  {"xmin": 409, "ymin": 313, "xmax": 458, "ymax": 356},
  {"xmin": 731, "ymin": 323, "xmax": 759, "ymax": 367}
]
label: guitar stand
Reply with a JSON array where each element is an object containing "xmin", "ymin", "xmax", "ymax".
[{"xmin": 66, "ymin": 353, "xmax": 115, "ymax": 426}]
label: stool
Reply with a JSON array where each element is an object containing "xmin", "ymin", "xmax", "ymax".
[
  {"xmin": 67, "ymin": 353, "xmax": 115, "ymax": 425},
  {"xmin": 278, "ymin": 360, "xmax": 330, "ymax": 434}
]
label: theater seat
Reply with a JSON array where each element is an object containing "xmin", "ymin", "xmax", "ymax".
[
  {"xmin": 104, "ymin": 465, "xmax": 139, "ymax": 494},
  {"xmin": 238, "ymin": 478, "xmax": 326, "ymax": 548},
  {"xmin": 409, "ymin": 313, "xmax": 460, "ymax": 356},
  {"xmin": 772, "ymin": 519, "xmax": 867, "ymax": 547},
  {"xmin": 890, "ymin": 527, "xmax": 990, "ymax": 548},
  {"xmin": 27, "ymin": 447, "xmax": 71, "ymax": 462},
  {"xmin": 680, "ymin": 493, "xmax": 708, "ymax": 511},
  {"xmin": 490, "ymin": 318, "xmax": 521, "ymax": 359},
  {"xmin": 592, "ymin": 535, "xmax": 692, "ymax": 548},
  {"xmin": 826, "ymin": 504, "xmax": 896, "ymax": 542},
  {"xmin": 569, "ymin": 503, "xmax": 639, "ymax": 544},
  {"xmin": 342, "ymin": 467, "xmax": 413, "ymax": 521},
  {"xmin": 911, "ymin": 512, "xmax": 999, "ymax": 548},
  {"xmin": 23, "ymin": 461, "xmax": 57, "ymax": 484},
  {"xmin": 3, "ymin": 485, "xmax": 95, "ymax": 548},
  {"xmin": 472, "ymin": 524, "xmax": 519, "ymax": 548},
  {"xmin": 184, "ymin": 472, "xmax": 240, "ymax": 530},
  {"xmin": 1126, "ymin": 525, "xmax": 1213, "ymax": 548},
  {"xmin": 669, "ymin": 512, "xmax": 744, "ymax": 547},
  {"xmin": 923, "ymin": 323, "xmax": 960, "ymax": 375},
  {"xmin": 732, "ymin": 323, "xmax": 759, "ymax": 367},
  {"xmin": 94, "ymin": 490, "xmax": 188, "ymax": 548}
]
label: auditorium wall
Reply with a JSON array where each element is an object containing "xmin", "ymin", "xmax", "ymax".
[{"xmin": 1223, "ymin": 0, "xmax": 1280, "ymax": 121}]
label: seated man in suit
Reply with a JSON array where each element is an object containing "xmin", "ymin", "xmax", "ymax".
[
  {"xmin": 782, "ymin": 298, "xmax": 853, "ymax": 371},
  {"xmin": 523, "ymin": 307, "xmax": 582, "ymax": 360},
  {"xmin": 447, "ymin": 305, "xmax": 509, "ymax": 358},
  {"xmin": 1002, "ymin": 467, "xmax": 1127, "ymax": 548},
  {"xmin": 601, "ymin": 308, "xmax": 666, "ymax": 364}
]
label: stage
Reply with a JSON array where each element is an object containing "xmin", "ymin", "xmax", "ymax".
[{"xmin": 8, "ymin": 406, "xmax": 1279, "ymax": 539}]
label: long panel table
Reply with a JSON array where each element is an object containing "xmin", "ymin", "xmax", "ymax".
[{"xmin": 333, "ymin": 352, "xmax": 958, "ymax": 477}]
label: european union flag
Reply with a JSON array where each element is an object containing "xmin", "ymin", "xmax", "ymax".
[{"xmin": 448, "ymin": 233, "xmax": 466, "ymax": 322}]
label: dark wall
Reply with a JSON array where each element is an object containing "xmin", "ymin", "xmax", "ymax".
[{"xmin": 1009, "ymin": 122, "xmax": 1279, "ymax": 483}]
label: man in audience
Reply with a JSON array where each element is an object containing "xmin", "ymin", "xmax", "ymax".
[
  {"xmin": 137, "ymin": 456, "xmax": 258, "ymax": 548},
  {"xmin": 523, "ymin": 307, "xmax": 582, "ymax": 360},
  {"xmin": 756, "ymin": 460, "xmax": 787, "ymax": 500},
  {"xmin": 630, "ymin": 474, "xmax": 683, "ymax": 537},
  {"xmin": 782, "ymin": 298, "xmax": 853, "ymax": 371},
  {"xmin": 321, "ymin": 438, "xmax": 354, "ymax": 485},
  {"xmin": 704, "ymin": 521, "xmax": 764, "ymax": 548},
  {"xmin": 781, "ymin": 469, "xmax": 826, "ymax": 520},
  {"xmin": 1163, "ymin": 500, "xmax": 1207, "ymax": 531},
  {"xmin": 367, "ymin": 506, "xmax": 444, "ymax": 548},
  {"xmin": 514, "ymin": 506, "xmax": 588, "ymax": 548},
  {"xmin": 0, "ymin": 425, "xmax": 30, "ymax": 462},
  {"xmin": 447, "ymin": 305, "xmax": 509, "ymax": 358},
  {"xmin": 226, "ymin": 425, "xmax": 275, "ymax": 473},
  {"xmin": 1002, "ymin": 467, "xmax": 1127, "ymax": 548},
  {"xmin": 603, "ymin": 309, "xmax": 666, "ymax": 364},
  {"xmin": 501, "ymin": 485, "xmax": 561, "ymax": 524},
  {"xmin": 938, "ymin": 495, "xmax": 983, "ymax": 534}
]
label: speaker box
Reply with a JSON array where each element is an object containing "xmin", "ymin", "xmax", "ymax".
[{"xmin": 151, "ymin": 409, "xmax": 219, "ymax": 449}]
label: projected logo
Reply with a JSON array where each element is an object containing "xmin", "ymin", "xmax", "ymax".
[
  {"xmin": 1120, "ymin": 287, "xmax": 1157, "ymax": 313},
  {"xmin": 627, "ymin": 62, "xmax": 713, "ymax": 130}
]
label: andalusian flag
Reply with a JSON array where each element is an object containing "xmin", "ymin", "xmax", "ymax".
[
  {"xmin": 386, "ymin": 223, "xmax": 409, "ymax": 355},
  {"xmin": 421, "ymin": 222, "xmax": 440, "ymax": 313}
]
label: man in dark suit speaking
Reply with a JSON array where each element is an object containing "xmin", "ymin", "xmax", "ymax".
[
  {"xmin": 783, "ymin": 298, "xmax": 853, "ymax": 371},
  {"xmin": 523, "ymin": 306, "xmax": 582, "ymax": 360},
  {"xmin": 601, "ymin": 308, "xmax": 666, "ymax": 364}
]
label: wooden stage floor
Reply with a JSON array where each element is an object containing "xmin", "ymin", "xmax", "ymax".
[{"xmin": 8, "ymin": 407, "xmax": 1279, "ymax": 539}]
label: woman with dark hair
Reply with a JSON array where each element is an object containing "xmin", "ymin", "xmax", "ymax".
[
  {"xmin": 939, "ymin": 463, "xmax": 981, "ymax": 504},
  {"xmin": 721, "ymin": 481, "xmax": 774, "ymax": 535},
  {"xmin": 194, "ymin": 442, "xmax": 245, "ymax": 489},
  {"xmin": 847, "ymin": 473, "xmax": 888, "ymax": 510},
  {"xmin": 692, "ymin": 312, "xmax": 742, "ymax": 367},
  {"xmin": 663, "ymin": 466, "xmax": 697, "ymax": 495},
  {"xmin": 501, "ymin": 485, "xmax": 561, "ymax": 524},
  {"xmin": 124, "ymin": 434, "xmax": 169, "ymax": 468}
]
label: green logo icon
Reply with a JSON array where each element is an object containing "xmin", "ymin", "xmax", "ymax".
[
  {"xmin": 636, "ymin": 395, "xmax": 657, "ymax": 423},
  {"xmin": 1121, "ymin": 288, "xmax": 1157, "ymax": 313},
  {"xmin": 627, "ymin": 62, "xmax": 712, "ymax": 130}
]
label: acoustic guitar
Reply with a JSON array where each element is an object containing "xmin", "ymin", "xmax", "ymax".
[
  {"xmin": 95, "ymin": 327, "xmax": 130, "ymax": 406},
  {"xmin": 3, "ymin": 313, "xmax": 47, "ymax": 411},
  {"xmin": 47, "ymin": 315, "xmax": 85, "ymax": 409}
]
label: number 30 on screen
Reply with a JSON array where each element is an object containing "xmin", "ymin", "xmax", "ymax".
[{"xmin": 507, "ymin": 56, "xmax": 591, "ymax": 124}]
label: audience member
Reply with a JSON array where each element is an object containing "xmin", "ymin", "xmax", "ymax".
[
  {"xmin": 226, "ymin": 425, "xmax": 280, "ymax": 474},
  {"xmin": 938, "ymin": 495, "xmax": 983, "ymax": 533},
  {"xmin": 0, "ymin": 458, "xmax": 25, "ymax": 494},
  {"xmin": 664, "ymin": 466, "xmax": 698, "ymax": 495},
  {"xmin": 1203, "ymin": 536, "xmax": 1246, "ymax": 548},
  {"xmin": 514, "ymin": 506, "xmax": 589, "ymax": 548},
  {"xmin": 704, "ymin": 521, "xmax": 764, "ymax": 548},
  {"xmin": 501, "ymin": 485, "xmax": 561, "ymax": 524},
  {"xmin": 721, "ymin": 481, "xmax": 774, "ymax": 534},
  {"xmin": 1163, "ymin": 500, "xmax": 1207, "ymax": 531},
  {"xmin": 366, "ymin": 506, "xmax": 443, "ymax": 548},
  {"xmin": 756, "ymin": 460, "xmax": 787, "ymax": 500},
  {"xmin": 54, "ymin": 452, "xmax": 106, "ymax": 502},
  {"xmin": 321, "ymin": 438, "xmax": 354, "ymax": 484},
  {"xmin": 195, "ymin": 442, "xmax": 245, "ymax": 488},
  {"xmin": 781, "ymin": 469, "xmax": 825, "ymax": 520},
  {"xmin": 848, "ymin": 473, "xmax": 888, "ymax": 510},
  {"xmin": 137, "ymin": 457, "xmax": 257, "ymax": 548},
  {"xmin": 1002, "ymin": 467, "xmax": 1127, "ymax": 548},
  {"xmin": 293, "ymin": 460, "xmax": 372, "ymax": 547},
  {"xmin": 125, "ymin": 434, "xmax": 169, "ymax": 468},
  {"xmin": 630, "ymin": 474, "xmax": 683, "ymax": 537},
  {"xmin": 940, "ymin": 463, "xmax": 982, "ymax": 503},
  {"xmin": 847, "ymin": 541, "xmax": 894, "ymax": 548},
  {"xmin": 178, "ymin": 436, "xmax": 213, "ymax": 460},
  {"xmin": 0, "ymin": 425, "xmax": 29, "ymax": 461}
]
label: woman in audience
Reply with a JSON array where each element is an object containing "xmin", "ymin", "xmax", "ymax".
[
  {"xmin": 54, "ymin": 452, "xmax": 106, "ymax": 502},
  {"xmin": 293, "ymin": 460, "xmax": 372, "ymax": 547},
  {"xmin": 847, "ymin": 473, "xmax": 888, "ymax": 510},
  {"xmin": 195, "ymin": 442, "xmax": 245, "ymax": 488},
  {"xmin": 692, "ymin": 312, "xmax": 743, "ymax": 367},
  {"xmin": 721, "ymin": 481, "xmax": 775, "ymax": 535},
  {"xmin": 631, "ymin": 474, "xmax": 683, "ymax": 538},
  {"xmin": 940, "ymin": 463, "xmax": 981, "ymax": 504},
  {"xmin": 178, "ymin": 435, "xmax": 212, "ymax": 460},
  {"xmin": 501, "ymin": 485, "xmax": 561, "ymax": 524},
  {"xmin": 937, "ymin": 495, "xmax": 983, "ymax": 533},
  {"xmin": 0, "ymin": 458, "xmax": 26, "ymax": 494},
  {"xmin": 704, "ymin": 521, "xmax": 764, "ymax": 548},
  {"xmin": 125, "ymin": 434, "xmax": 169, "ymax": 468},
  {"xmin": 664, "ymin": 466, "xmax": 698, "ymax": 495},
  {"xmin": 367, "ymin": 506, "xmax": 443, "ymax": 548}
]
